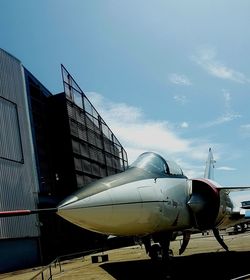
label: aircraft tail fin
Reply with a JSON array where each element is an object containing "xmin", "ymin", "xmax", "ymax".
[{"xmin": 204, "ymin": 148, "xmax": 216, "ymax": 180}]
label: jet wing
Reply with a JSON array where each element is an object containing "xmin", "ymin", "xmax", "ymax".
[{"xmin": 218, "ymin": 185, "xmax": 250, "ymax": 189}]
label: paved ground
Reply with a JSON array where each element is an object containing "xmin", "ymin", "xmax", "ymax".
[{"xmin": 1, "ymin": 231, "xmax": 250, "ymax": 279}]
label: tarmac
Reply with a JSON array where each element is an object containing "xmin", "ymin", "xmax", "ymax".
[{"xmin": 1, "ymin": 231, "xmax": 250, "ymax": 280}]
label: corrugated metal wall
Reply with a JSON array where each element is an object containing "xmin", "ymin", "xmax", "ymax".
[
  {"xmin": 0, "ymin": 49, "xmax": 40, "ymax": 238},
  {"xmin": 61, "ymin": 65, "xmax": 128, "ymax": 189}
]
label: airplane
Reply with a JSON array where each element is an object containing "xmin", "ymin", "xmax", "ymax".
[{"xmin": 1, "ymin": 148, "xmax": 250, "ymax": 261}]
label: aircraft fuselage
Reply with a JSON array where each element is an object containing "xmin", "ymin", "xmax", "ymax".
[
  {"xmin": 58, "ymin": 174, "xmax": 191, "ymax": 236},
  {"xmin": 57, "ymin": 152, "xmax": 250, "ymax": 240}
]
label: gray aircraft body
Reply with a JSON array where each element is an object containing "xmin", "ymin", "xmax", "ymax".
[
  {"xmin": 1, "ymin": 149, "xmax": 250, "ymax": 260},
  {"xmin": 57, "ymin": 149, "xmax": 250, "ymax": 258}
]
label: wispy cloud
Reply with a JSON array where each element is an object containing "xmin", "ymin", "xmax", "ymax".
[
  {"xmin": 217, "ymin": 166, "xmax": 236, "ymax": 171},
  {"xmin": 87, "ymin": 92, "xmax": 217, "ymax": 178},
  {"xmin": 204, "ymin": 113, "xmax": 241, "ymax": 128},
  {"xmin": 203, "ymin": 90, "xmax": 241, "ymax": 128},
  {"xmin": 192, "ymin": 47, "xmax": 250, "ymax": 83},
  {"xmin": 168, "ymin": 73, "xmax": 192, "ymax": 86},
  {"xmin": 87, "ymin": 92, "xmax": 142, "ymax": 123},
  {"xmin": 180, "ymin": 122, "xmax": 189, "ymax": 128},
  {"xmin": 173, "ymin": 95, "xmax": 187, "ymax": 105},
  {"xmin": 240, "ymin": 124, "xmax": 250, "ymax": 137},
  {"xmin": 88, "ymin": 92, "xmax": 190, "ymax": 154}
]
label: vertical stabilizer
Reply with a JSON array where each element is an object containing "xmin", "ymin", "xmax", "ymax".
[{"xmin": 204, "ymin": 148, "xmax": 216, "ymax": 179}]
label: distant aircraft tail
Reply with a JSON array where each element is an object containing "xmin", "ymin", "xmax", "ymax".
[{"xmin": 204, "ymin": 148, "xmax": 216, "ymax": 179}]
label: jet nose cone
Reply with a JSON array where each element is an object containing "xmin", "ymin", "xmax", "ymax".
[
  {"xmin": 58, "ymin": 195, "xmax": 78, "ymax": 208},
  {"xmin": 57, "ymin": 190, "xmax": 114, "ymax": 234}
]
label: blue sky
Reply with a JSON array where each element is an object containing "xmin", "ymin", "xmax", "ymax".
[{"xmin": 1, "ymin": 0, "xmax": 250, "ymax": 185}]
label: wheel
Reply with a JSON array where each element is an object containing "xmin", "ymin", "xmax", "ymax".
[{"xmin": 149, "ymin": 244, "xmax": 161, "ymax": 260}]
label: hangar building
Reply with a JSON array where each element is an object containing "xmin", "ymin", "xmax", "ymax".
[{"xmin": 0, "ymin": 48, "xmax": 128, "ymax": 272}]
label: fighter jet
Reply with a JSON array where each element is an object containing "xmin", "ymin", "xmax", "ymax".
[
  {"xmin": 56, "ymin": 148, "xmax": 250, "ymax": 259},
  {"xmin": 1, "ymin": 149, "xmax": 250, "ymax": 261}
]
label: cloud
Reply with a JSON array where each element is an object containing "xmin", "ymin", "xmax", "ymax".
[
  {"xmin": 222, "ymin": 89, "xmax": 231, "ymax": 110},
  {"xmin": 217, "ymin": 166, "xmax": 236, "ymax": 171},
  {"xmin": 240, "ymin": 124, "xmax": 250, "ymax": 137},
  {"xmin": 86, "ymin": 92, "xmax": 142, "ymax": 123},
  {"xmin": 173, "ymin": 95, "xmax": 187, "ymax": 105},
  {"xmin": 192, "ymin": 47, "xmax": 250, "ymax": 83},
  {"xmin": 168, "ymin": 73, "xmax": 192, "ymax": 86},
  {"xmin": 86, "ymin": 92, "xmax": 217, "ymax": 177},
  {"xmin": 180, "ymin": 122, "xmax": 189, "ymax": 128},
  {"xmin": 202, "ymin": 90, "xmax": 241, "ymax": 128},
  {"xmin": 203, "ymin": 113, "xmax": 241, "ymax": 128},
  {"xmin": 111, "ymin": 121, "xmax": 190, "ymax": 153}
]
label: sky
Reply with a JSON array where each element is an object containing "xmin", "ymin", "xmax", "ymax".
[{"xmin": 1, "ymin": 0, "xmax": 250, "ymax": 185}]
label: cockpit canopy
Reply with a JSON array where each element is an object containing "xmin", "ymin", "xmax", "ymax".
[{"xmin": 130, "ymin": 152, "xmax": 184, "ymax": 177}]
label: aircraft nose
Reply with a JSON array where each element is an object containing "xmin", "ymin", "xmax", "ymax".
[
  {"xmin": 57, "ymin": 189, "xmax": 114, "ymax": 234},
  {"xmin": 56, "ymin": 174, "xmax": 162, "ymax": 236}
]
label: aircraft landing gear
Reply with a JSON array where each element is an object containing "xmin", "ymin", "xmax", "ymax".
[
  {"xmin": 142, "ymin": 233, "xmax": 173, "ymax": 279},
  {"xmin": 149, "ymin": 243, "xmax": 162, "ymax": 260},
  {"xmin": 213, "ymin": 228, "xmax": 229, "ymax": 251},
  {"xmin": 179, "ymin": 231, "xmax": 191, "ymax": 255},
  {"xmin": 143, "ymin": 232, "xmax": 173, "ymax": 262},
  {"xmin": 159, "ymin": 236, "xmax": 172, "ymax": 262}
]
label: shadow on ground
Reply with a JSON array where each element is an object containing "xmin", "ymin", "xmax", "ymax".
[{"xmin": 100, "ymin": 251, "xmax": 250, "ymax": 279}]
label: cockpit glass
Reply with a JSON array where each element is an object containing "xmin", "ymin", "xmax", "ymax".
[
  {"xmin": 130, "ymin": 152, "xmax": 184, "ymax": 176},
  {"xmin": 167, "ymin": 160, "xmax": 183, "ymax": 176},
  {"xmin": 130, "ymin": 152, "xmax": 168, "ymax": 175}
]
